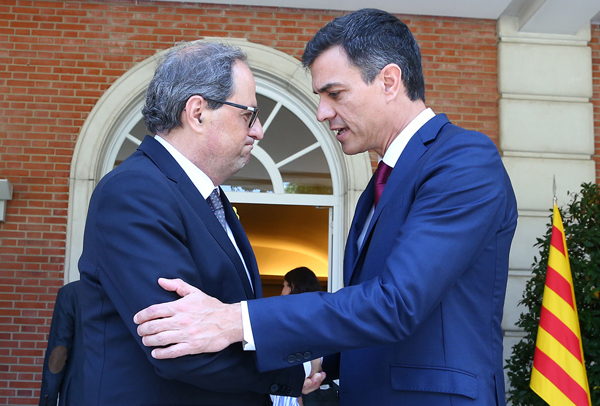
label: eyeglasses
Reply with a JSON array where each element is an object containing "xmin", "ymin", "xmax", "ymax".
[{"xmin": 203, "ymin": 97, "xmax": 260, "ymax": 128}]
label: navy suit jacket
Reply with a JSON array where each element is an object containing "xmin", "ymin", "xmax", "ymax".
[
  {"xmin": 78, "ymin": 136, "xmax": 303, "ymax": 406},
  {"xmin": 248, "ymin": 115, "xmax": 518, "ymax": 406}
]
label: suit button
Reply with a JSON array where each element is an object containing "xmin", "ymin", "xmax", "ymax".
[
  {"xmin": 284, "ymin": 387, "xmax": 292, "ymax": 395},
  {"xmin": 270, "ymin": 384, "xmax": 279, "ymax": 392},
  {"xmin": 303, "ymin": 351, "xmax": 312, "ymax": 360},
  {"xmin": 295, "ymin": 353, "xmax": 303, "ymax": 362},
  {"xmin": 287, "ymin": 354, "xmax": 296, "ymax": 364}
]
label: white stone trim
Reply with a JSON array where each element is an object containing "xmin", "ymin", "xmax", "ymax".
[{"xmin": 498, "ymin": 15, "xmax": 592, "ymax": 45}]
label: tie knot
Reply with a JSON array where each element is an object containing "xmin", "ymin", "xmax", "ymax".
[
  {"xmin": 375, "ymin": 161, "xmax": 393, "ymax": 186},
  {"xmin": 374, "ymin": 161, "xmax": 393, "ymax": 207}
]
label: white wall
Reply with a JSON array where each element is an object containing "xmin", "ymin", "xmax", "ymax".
[{"xmin": 497, "ymin": 15, "xmax": 596, "ymax": 396}]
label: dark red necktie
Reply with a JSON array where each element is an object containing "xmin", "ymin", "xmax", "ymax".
[{"xmin": 374, "ymin": 160, "xmax": 393, "ymax": 207}]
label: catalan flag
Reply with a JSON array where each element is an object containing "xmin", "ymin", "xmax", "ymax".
[{"xmin": 530, "ymin": 203, "xmax": 591, "ymax": 406}]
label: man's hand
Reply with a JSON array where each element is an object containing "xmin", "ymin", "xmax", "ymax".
[
  {"xmin": 302, "ymin": 358, "xmax": 325, "ymax": 395},
  {"xmin": 133, "ymin": 278, "xmax": 243, "ymax": 359}
]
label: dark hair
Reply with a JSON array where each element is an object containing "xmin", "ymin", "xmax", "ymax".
[
  {"xmin": 142, "ymin": 41, "xmax": 247, "ymax": 135},
  {"xmin": 284, "ymin": 267, "xmax": 322, "ymax": 295},
  {"xmin": 302, "ymin": 8, "xmax": 425, "ymax": 102}
]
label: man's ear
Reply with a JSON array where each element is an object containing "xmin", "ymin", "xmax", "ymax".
[
  {"xmin": 183, "ymin": 95, "xmax": 206, "ymax": 131},
  {"xmin": 380, "ymin": 63, "xmax": 402, "ymax": 101}
]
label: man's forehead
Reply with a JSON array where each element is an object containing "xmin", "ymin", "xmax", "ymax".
[
  {"xmin": 231, "ymin": 61, "xmax": 257, "ymax": 102},
  {"xmin": 309, "ymin": 55, "xmax": 359, "ymax": 94}
]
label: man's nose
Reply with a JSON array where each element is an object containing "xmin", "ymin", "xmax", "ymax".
[
  {"xmin": 249, "ymin": 117, "xmax": 264, "ymax": 140},
  {"xmin": 316, "ymin": 99, "xmax": 334, "ymax": 123}
]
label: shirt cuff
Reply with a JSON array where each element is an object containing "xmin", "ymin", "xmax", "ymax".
[
  {"xmin": 303, "ymin": 361, "xmax": 311, "ymax": 378},
  {"xmin": 240, "ymin": 301, "xmax": 256, "ymax": 351}
]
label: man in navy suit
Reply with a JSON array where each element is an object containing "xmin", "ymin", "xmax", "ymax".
[
  {"xmin": 78, "ymin": 41, "xmax": 323, "ymax": 406},
  {"xmin": 134, "ymin": 9, "xmax": 518, "ymax": 406}
]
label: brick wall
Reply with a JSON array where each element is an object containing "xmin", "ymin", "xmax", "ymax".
[
  {"xmin": 0, "ymin": 1, "xmax": 499, "ymax": 403},
  {"xmin": 593, "ymin": 24, "xmax": 600, "ymax": 182}
]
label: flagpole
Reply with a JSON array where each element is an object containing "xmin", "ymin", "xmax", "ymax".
[{"xmin": 553, "ymin": 175, "xmax": 557, "ymax": 206}]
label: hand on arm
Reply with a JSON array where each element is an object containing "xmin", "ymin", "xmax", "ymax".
[{"xmin": 133, "ymin": 278, "xmax": 243, "ymax": 358}]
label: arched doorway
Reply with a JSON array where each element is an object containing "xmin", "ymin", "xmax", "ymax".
[{"xmin": 65, "ymin": 38, "xmax": 372, "ymax": 292}]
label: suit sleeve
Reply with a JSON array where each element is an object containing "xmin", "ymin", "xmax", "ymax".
[
  {"xmin": 88, "ymin": 169, "xmax": 304, "ymax": 395},
  {"xmin": 248, "ymin": 130, "xmax": 517, "ymax": 372}
]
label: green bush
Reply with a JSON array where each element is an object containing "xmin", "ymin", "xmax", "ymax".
[{"xmin": 505, "ymin": 182, "xmax": 600, "ymax": 406}]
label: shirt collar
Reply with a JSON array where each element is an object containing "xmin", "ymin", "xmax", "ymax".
[
  {"xmin": 154, "ymin": 135, "xmax": 217, "ymax": 199},
  {"xmin": 381, "ymin": 108, "xmax": 435, "ymax": 168}
]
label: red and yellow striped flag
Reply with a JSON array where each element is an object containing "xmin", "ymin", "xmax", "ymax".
[{"xmin": 530, "ymin": 203, "xmax": 591, "ymax": 406}]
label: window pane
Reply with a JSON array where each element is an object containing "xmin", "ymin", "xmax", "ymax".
[
  {"xmin": 114, "ymin": 118, "xmax": 146, "ymax": 167},
  {"xmin": 258, "ymin": 102, "xmax": 315, "ymax": 164},
  {"xmin": 222, "ymin": 155, "xmax": 273, "ymax": 193},
  {"xmin": 281, "ymin": 148, "xmax": 333, "ymax": 195},
  {"xmin": 256, "ymin": 94, "xmax": 278, "ymax": 124},
  {"xmin": 129, "ymin": 118, "xmax": 147, "ymax": 142}
]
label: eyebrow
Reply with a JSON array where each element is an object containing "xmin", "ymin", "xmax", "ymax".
[{"xmin": 314, "ymin": 82, "xmax": 343, "ymax": 94}]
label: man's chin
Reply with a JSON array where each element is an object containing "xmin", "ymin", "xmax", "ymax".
[
  {"xmin": 340, "ymin": 143, "xmax": 364, "ymax": 156},
  {"xmin": 237, "ymin": 156, "xmax": 252, "ymax": 171}
]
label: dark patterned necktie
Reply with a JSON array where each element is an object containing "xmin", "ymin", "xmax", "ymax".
[
  {"xmin": 374, "ymin": 160, "xmax": 393, "ymax": 207},
  {"xmin": 206, "ymin": 189, "xmax": 227, "ymax": 231}
]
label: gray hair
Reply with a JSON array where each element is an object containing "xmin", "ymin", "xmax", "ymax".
[{"xmin": 142, "ymin": 41, "xmax": 247, "ymax": 135}]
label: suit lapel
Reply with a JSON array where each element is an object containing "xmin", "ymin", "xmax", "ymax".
[
  {"xmin": 345, "ymin": 139, "xmax": 427, "ymax": 285},
  {"xmin": 345, "ymin": 114, "xmax": 452, "ymax": 285},
  {"xmin": 137, "ymin": 136, "xmax": 256, "ymax": 300},
  {"xmin": 365, "ymin": 137, "xmax": 428, "ymax": 233},
  {"xmin": 344, "ymin": 176, "xmax": 375, "ymax": 286},
  {"xmin": 178, "ymin": 178, "xmax": 257, "ymax": 299},
  {"xmin": 221, "ymin": 191, "xmax": 259, "ymax": 299}
]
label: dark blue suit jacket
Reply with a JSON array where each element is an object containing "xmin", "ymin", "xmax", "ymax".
[
  {"xmin": 78, "ymin": 136, "xmax": 303, "ymax": 406},
  {"xmin": 248, "ymin": 115, "xmax": 518, "ymax": 406}
]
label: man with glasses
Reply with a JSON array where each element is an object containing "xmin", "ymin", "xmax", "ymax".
[
  {"xmin": 78, "ymin": 41, "xmax": 323, "ymax": 406},
  {"xmin": 135, "ymin": 9, "xmax": 518, "ymax": 406}
]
